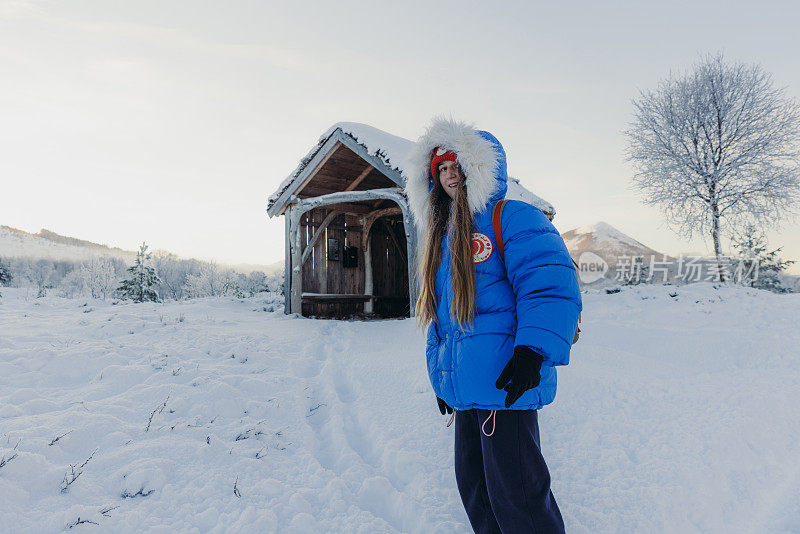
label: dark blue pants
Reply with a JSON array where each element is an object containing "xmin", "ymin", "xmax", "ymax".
[{"xmin": 454, "ymin": 409, "xmax": 565, "ymax": 534}]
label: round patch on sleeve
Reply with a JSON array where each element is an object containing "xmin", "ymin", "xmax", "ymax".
[{"xmin": 472, "ymin": 232, "xmax": 493, "ymax": 263}]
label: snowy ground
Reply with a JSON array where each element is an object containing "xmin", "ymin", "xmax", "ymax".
[{"xmin": 1, "ymin": 283, "xmax": 799, "ymax": 533}]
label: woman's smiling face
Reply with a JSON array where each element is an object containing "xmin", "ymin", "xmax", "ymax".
[{"xmin": 438, "ymin": 160, "xmax": 462, "ymax": 200}]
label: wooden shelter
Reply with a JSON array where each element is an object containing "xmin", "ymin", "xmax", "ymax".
[
  {"xmin": 267, "ymin": 122, "xmax": 558, "ymax": 320},
  {"xmin": 267, "ymin": 123, "xmax": 418, "ymax": 318}
]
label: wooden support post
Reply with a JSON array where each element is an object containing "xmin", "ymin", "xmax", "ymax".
[
  {"xmin": 404, "ymin": 209, "xmax": 419, "ymax": 317},
  {"xmin": 284, "ymin": 212, "xmax": 291, "ymax": 313},
  {"xmin": 364, "ymin": 234, "xmax": 373, "ymax": 314},
  {"xmin": 289, "ymin": 206, "xmax": 303, "ymax": 315}
]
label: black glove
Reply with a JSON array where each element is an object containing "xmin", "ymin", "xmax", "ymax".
[
  {"xmin": 495, "ymin": 345, "xmax": 544, "ymax": 408},
  {"xmin": 437, "ymin": 397, "xmax": 453, "ymax": 415}
]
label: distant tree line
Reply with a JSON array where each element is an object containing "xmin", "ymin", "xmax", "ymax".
[{"xmin": 0, "ymin": 244, "xmax": 284, "ymax": 302}]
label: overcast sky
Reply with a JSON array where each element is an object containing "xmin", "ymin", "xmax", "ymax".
[{"xmin": 2, "ymin": 0, "xmax": 799, "ymax": 273}]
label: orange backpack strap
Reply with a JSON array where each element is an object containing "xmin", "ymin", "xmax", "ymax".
[
  {"xmin": 492, "ymin": 200, "xmax": 508, "ymax": 262},
  {"xmin": 493, "ymin": 199, "xmax": 581, "ymax": 339}
]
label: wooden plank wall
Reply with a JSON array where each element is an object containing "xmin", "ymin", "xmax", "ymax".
[
  {"xmin": 312, "ymin": 210, "xmax": 327, "ymax": 296},
  {"xmin": 325, "ymin": 212, "xmax": 342, "ymax": 317},
  {"xmin": 300, "ymin": 207, "xmax": 370, "ymax": 318},
  {"xmin": 300, "ymin": 210, "xmax": 319, "ymax": 317},
  {"xmin": 344, "ymin": 213, "xmax": 363, "ymax": 295}
]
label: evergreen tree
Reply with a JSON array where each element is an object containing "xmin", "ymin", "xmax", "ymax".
[
  {"xmin": 0, "ymin": 258, "xmax": 11, "ymax": 299},
  {"xmin": 621, "ymin": 255, "xmax": 652, "ymax": 285},
  {"xmin": 0, "ymin": 259, "xmax": 12, "ymax": 286},
  {"xmin": 731, "ymin": 225, "xmax": 796, "ymax": 293},
  {"xmin": 117, "ymin": 242, "xmax": 162, "ymax": 302}
]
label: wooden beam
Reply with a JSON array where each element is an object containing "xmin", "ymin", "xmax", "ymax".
[
  {"xmin": 366, "ymin": 206, "xmax": 403, "ymax": 219},
  {"xmin": 344, "ymin": 165, "xmax": 373, "ymax": 191},
  {"xmin": 330, "ymin": 202, "xmax": 371, "ymax": 214},
  {"xmin": 268, "ymin": 132, "xmax": 342, "ymax": 218},
  {"xmin": 293, "ymin": 141, "xmax": 342, "ymax": 199},
  {"xmin": 301, "ymin": 209, "xmax": 343, "ymax": 265},
  {"xmin": 302, "ymin": 293, "xmax": 373, "ymax": 302},
  {"xmin": 361, "ymin": 207, "xmax": 403, "ymax": 252},
  {"xmin": 294, "ymin": 187, "xmax": 407, "ymax": 213},
  {"xmin": 335, "ymin": 132, "xmax": 405, "ymax": 188}
]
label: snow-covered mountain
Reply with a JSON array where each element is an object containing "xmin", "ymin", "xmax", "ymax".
[
  {"xmin": 561, "ymin": 221, "xmax": 799, "ymax": 290},
  {"xmin": 0, "ymin": 225, "xmax": 282, "ymax": 274},
  {"xmin": 561, "ymin": 221, "xmax": 663, "ymax": 261},
  {"xmin": 560, "ymin": 221, "xmax": 677, "ymax": 285}
]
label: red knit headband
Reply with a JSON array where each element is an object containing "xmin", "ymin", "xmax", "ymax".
[{"xmin": 430, "ymin": 147, "xmax": 457, "ymax": 181}]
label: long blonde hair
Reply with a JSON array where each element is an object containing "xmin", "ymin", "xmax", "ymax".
[{"xmin": 415, "ymin": 163, "xmax": 476, "ymax": 329}]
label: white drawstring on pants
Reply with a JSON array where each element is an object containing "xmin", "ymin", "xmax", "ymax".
[
  {"xmin": 481, "ymin": 410, "xmax": 496, "ymax": 437},
  {"xmin": 445, "ymin": 408, "xmax": 497, "ymax": 437}
]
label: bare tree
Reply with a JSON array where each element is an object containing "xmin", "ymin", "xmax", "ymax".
[
  {"xmin": 625, "ymin": 52, "xmax": 800, "ymax": 281},
  {"xmin": 184, "ymin": 261, "xmax": 242, "ymax": 298},
  {"xmin": 24, "ymin": 259, "xmax": 56, "ymax": 297},
  {"xmin": 80, "ymin": 257, "xmax": 120, "ymax": 299},
  {"xmin": 152, "ymin": 250, "xmax": 188, "ymax": 301}
]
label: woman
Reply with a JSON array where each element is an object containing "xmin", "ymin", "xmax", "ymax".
[{"xmin": 404, "ymin": 117, "xmax": 582, "ymax": 533}]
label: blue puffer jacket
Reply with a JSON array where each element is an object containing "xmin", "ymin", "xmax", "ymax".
[{"xmin": 405, "ymin": 118, "xmax": 582, "ymax": 411}]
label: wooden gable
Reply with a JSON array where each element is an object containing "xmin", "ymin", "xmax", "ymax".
[{"xmin": 267, "ymin": 127, "xmax": 405, "ymax": 218}]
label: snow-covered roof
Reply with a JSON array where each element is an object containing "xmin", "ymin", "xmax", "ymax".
[
  {"xmin": 325, "ymin": 122, "xmax": 415, "ymax": 173},
  {"xmin": 267, "ymin": 122, "xmax": 555, "ymax": 218},
  {"xmin": 506, "ymin": 176, "xmax": 555, "ymax": 218},
  {"xmin": 267, "ymin": 122, "xmax": 413, "ymax": 213}
]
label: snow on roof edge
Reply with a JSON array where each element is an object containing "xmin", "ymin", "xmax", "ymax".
[
  {"xmin": 267, "ymin": 123, "xmax": 414, "ymax": 214},
  {"xmin": 266, "ymin": 129, "xmax": 336, "ymax": 213}
]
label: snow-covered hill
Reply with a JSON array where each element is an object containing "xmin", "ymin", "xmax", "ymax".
[
  {"xmin": 0, "ymin": 226, "xmax": 137, "ymax": 264},
  {"xmin": 1, "ymin": 285, "xmax": 799, "ymax": 532},
  {"xmin": 0, "ymin": 225, "xmax": 282, "ymax": 275}
]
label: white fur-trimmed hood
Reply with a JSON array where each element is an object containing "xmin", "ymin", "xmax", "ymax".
[{"xmin": 403, "ymin": 117, "xmax": 507, "ymax": 226}]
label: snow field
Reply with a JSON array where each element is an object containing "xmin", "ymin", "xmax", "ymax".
[
  {"xmin": 0, "ymin": 283, "xmax": 799, "ymax": 532},
  {"xmin": 0, "ymin": 291, "xmax": 463, "ymax": 532}
]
